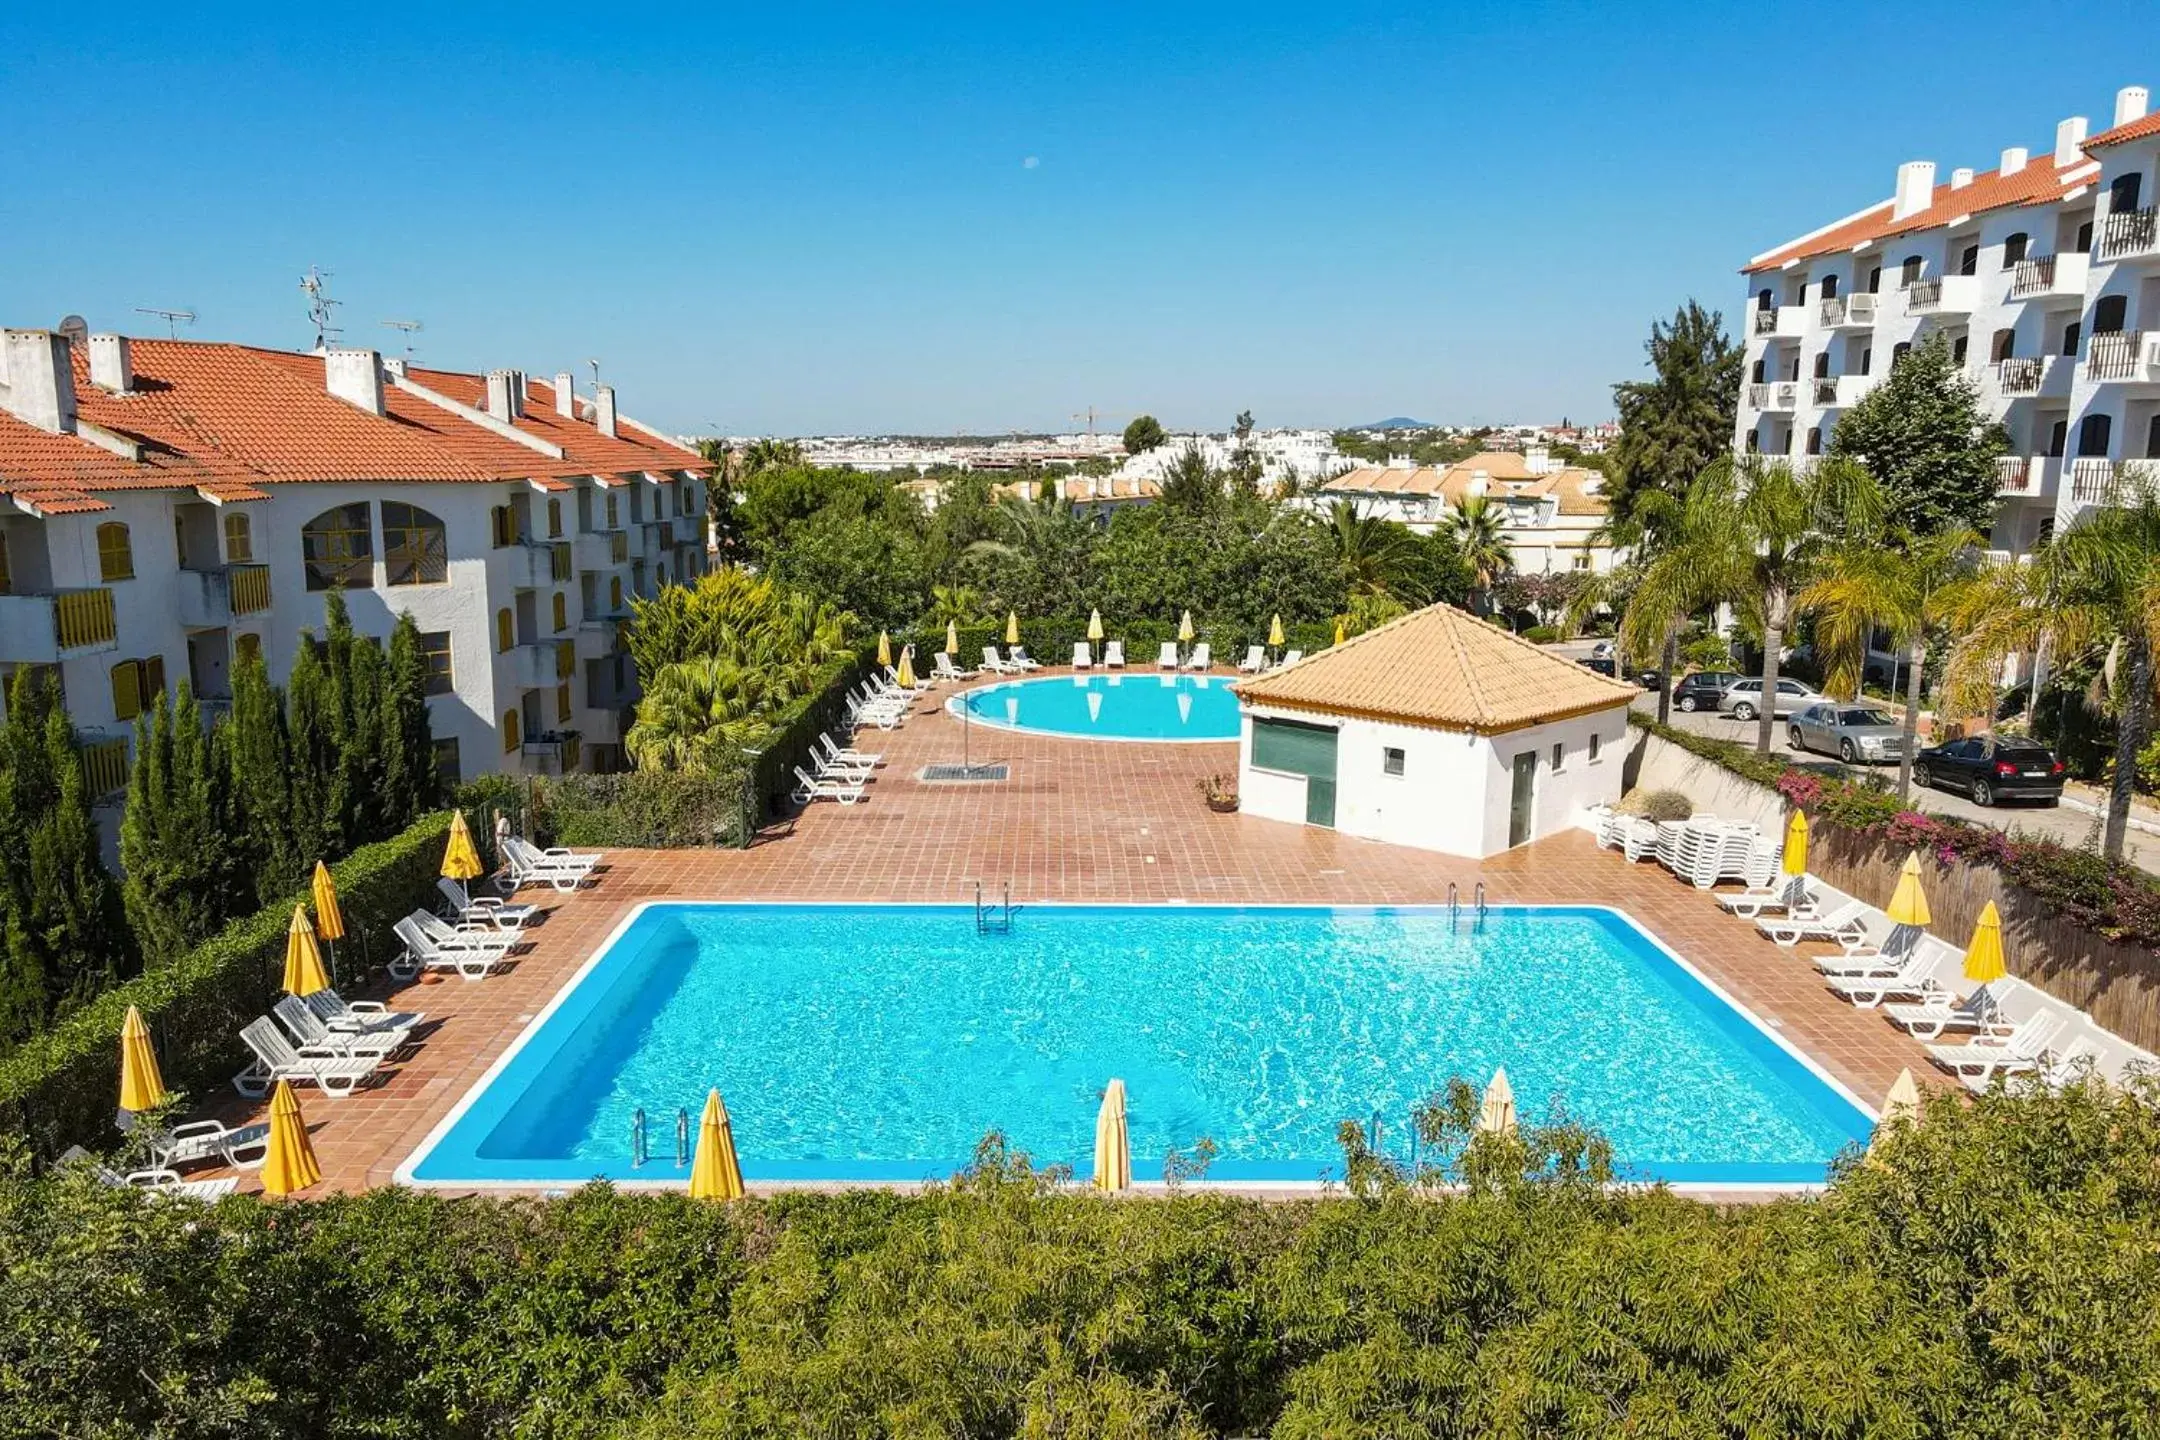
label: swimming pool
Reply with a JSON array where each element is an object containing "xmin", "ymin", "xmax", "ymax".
[
  {"xmin": 949, "ymin": 673, "xmax": 1242, "ymax": 742},
  {"xmin": 401, "ymin": 904, "xmax": 1874, "ymax": 1190}
]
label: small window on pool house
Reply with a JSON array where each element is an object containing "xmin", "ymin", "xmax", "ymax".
[
  {"xmin": 1382, "ymin": 746, "xmax": 1405, "ymax": 777},
  {"xmin": 1589, "ymin": 732, "xmax": 1601, "ymax": 764},
  {"xmin": 1550, "ymin": 741, "xmax": 1566, "ymax": 772}
]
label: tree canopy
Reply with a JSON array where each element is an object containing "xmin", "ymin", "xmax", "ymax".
[
  {"xmin": 1607, "ymin": 300, "xmax": 1744, "ymax": 535},
  {"xmin": 1121, "ymin": 414, "xmax": 1167, "ymax": 455},
  {"xmin": 1828, "ymin": 333, "xmax": 2009, "ymax": 538}
]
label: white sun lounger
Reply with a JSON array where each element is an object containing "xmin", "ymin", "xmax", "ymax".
[
  {"xmin": 1757, "ymin": 897, "xmax": 1872, "ymax": 950},
  {"xmin": 303, "ymin": 988, "xmax": 426, "ymax": 1037},
  {"xmin": 1928, "ymin": 1010, "xmax": 2063, "ymax": 1083},
  {"xmin": 1812, "ymin": 926, "xmax": 1936, "ymax": 976},
  {"xmin": 980, "ymin": 646, "xmax": 1018, "ymax": 675},
  {"xmin": 388, "ymin": 917, "xmax": 512, "ymax": 983},
  {"xmin": 1886, "ymin": 982, "xmax": 2009, "ymax": 1041},
  {"xmin": 1072, "ymin": 642, "xmax": 1092, "ymax": 669},
  {"xmin": 793, "ymin": 764, "xmax": 867, "ymax": 805},
  {"xmin": 1103, "ymin": 640, "xmax": 1126, "ymax": 668},
  {"xmin": 1183, "ymin": 642, "xmax": 1212, "ymax": 671},
  {"xmin": 818, "ymin": 732, "xmax": 882, "ymax": 767},
  {"xmin": 1156, "ymin": 642, "xmax": 1179, "ymax": 669},
  {"xmin": 273, "ymin": 994, "xmax": 409, "ymax": 1059},
  {"xmin": 1237, "ymin": 645, "xmax": 1266, "ymax": 673},
  {"xmin": 1009, "ymin": 646, "xmax": 1043, "ymax": 672},
  {"xmin": 234, "ymin": 1016, "xmax": 383, "ymax": 1098},
  {"xmin": 497, "ymin": 837, "xmax": 600, "ymax": 893},
  {"xmin": 1278, "ymin": 649, "xmax": 1303, "ymax": 667},
  {"xmin": 2019, "ymin": 1036, "xmax": 2105, "ymax": 1092},
  {"xmin": 131, "ymin": 1117, "xmax": 268, "ymax": 1171},
  {"xmin": 411, "ymin": 911, "xmax": 519, "ymax": 957},
  {"xmin": 933, "ymin": 653, "xmax": 978, "ymax": 681},
  {"xmin": 1717, "ymin": 873, "xmax": 1820, "ymax": 919},
  {"xmin": 811, "ymin": 746, "xmax": 875, "ymax": 780},
  {"xmin": 65, "ymin": 1149, "xmax": 241, "ymax": 1202},
  {"xmin": 438, "ymin": 877, "xmax": 537, "ymax": 932},
  {"xmin": 1825, "ymin": 948, "xmax": 1954, "ymax": 1008}
]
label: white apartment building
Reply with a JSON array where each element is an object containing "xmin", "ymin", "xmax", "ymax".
[
  {"xmin": 1736, "ymin": 83, "xmax": 2160, "ymax": 559},
  {"xmin": 0, "ymin": 329, "xmax": 709, "ymax": 800},
  {"xmin": 1317, "ymin": 448, "xmax": 1623, "ymax": 575}
]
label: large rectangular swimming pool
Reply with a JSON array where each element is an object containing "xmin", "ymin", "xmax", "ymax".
[{"xmin": 400, "ymin": 903, "xmax": 1875, "ymax": 1189}]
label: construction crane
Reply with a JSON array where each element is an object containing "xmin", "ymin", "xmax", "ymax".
[{"xmin": 1071, "ymin": 406, "xmax": 1102, "ymax": 437}]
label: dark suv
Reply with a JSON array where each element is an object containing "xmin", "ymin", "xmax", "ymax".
[
  {"xmin": 1912, "ymin": 735, "xmax": 2065, "ymax": 806},
  {"xmin": 1671, "ymin": 671, "xmax": 1743, "ymax": 713}
]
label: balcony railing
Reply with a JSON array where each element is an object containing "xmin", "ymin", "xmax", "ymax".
[
  {"xmin": 2009, "ymin": 256, "xmax": 2055, "ymax": 297},
  {"xmin": 1994, "ymin": 357, "xmax": 2045, "ymax": 395},
  {"xmin": 79, "ymin": 736, "xmax": 130, "ymax": 799},
  {"xmin": 1818, "ymin": 294, "xmax": 1876, "ymax": 328},
  {"xmin": 229, "ymin": 564, "xmax": 271, "ymax": 616},
  {"xmin": 1905, "ymin": 278, "xmax": 1941, "ymax": 308},
  {"xmin": 2099, "ymin": 205, "xmax": 2158, "ymax": 261},
  {"xmin": 55, "ymin": 587, "xmax": 118, "ymax": 650},
  {"xmin": 1752, "ymin": 308, "xmax": 1778, "ymax": 336},
  {"xmin": 1994, "ymin": 456, "xmax": 2038, "ymax": 495},
  {"xmin": 1812, "ymin": 377, "xmax": 1840, "ymax": 406},
  {"xmin": 2069, "ymin": 458, "xmax": 2119, "ymax": 505},
  {"xmin": 2085, "ymin": 331, "xmax": 2152, "ymax": 382},
  {"xmin": 520, "ymin": 731, "xmax": 582, "ymax": 776},
  {"xmin": 1746, "ymin": 381, "xmax": 1798, "ymax": 411}
]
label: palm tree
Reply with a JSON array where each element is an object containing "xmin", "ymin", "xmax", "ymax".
[
  {"xmin": 1797, "ymin": 525, "xmax": 1980, "ymax": 798},
  {"xmin": 1321, "ymin": 500, "xmax": 1418, "ymax": 597},
  {"xmin": 1442, "ymin": 495, "xmax": 1514, "ymax": 613}
]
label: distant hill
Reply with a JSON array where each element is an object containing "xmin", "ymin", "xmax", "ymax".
[{"xmin": 1352, "ymin": 417, "xmax": 1433, "ymax": 431}]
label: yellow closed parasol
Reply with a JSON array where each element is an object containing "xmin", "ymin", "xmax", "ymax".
[
  {"xmin": 1087, "ymin": 608, "xmax": 1104, "ymax": 642},
  {"xmin": 442, "ymin": 810, "xmax": 484, "ymax": 881},
  {"xmin": 1886, "ymin": 850, "xmax": 1932, "ymax": 927},
  {"xmin": 946, "ymin": 619, "xmax": 960, "ymax": 656},
  {"xmin": 311, "ymin": 860, "xmax": 345, "ymax": 943},
  {"xmin": 282, "ymin": 905, "xmax": 330, "ymax": 997},
  {"xmin": 1177, "ymin": 610, "xmax": 1195, "ymax": 643},
  {"xmin": 1005, "ymin": 610, "xmax": 1021, "ymax": 647},
  {"xmin": 877, "ymin": 631, "xmax": 892, "ymax": 668},
  {"xmin": 688, "ymin": 1088, "xmax": 746, "ymax": 1201},
  {"xmin": 896, "ymin": 650, "xmax": 916, "ymax": 689},
  {"xmin": 1268, "ymin": 613, "xmax": 1285, "ymax": 648},
  {"xmin": 1334, "ymin": 618, "xmax": 1346, "ymax": 647},
  {"xmin": 1869, "ymin": 1067, "xmax": 1924, "ymax": 1158},
  {"xmin": 260, "ymin": 1079, "xmax": 322, "ymax": 1195},
  {"xmin": 1963, "ymin": 901, "xmax": 2007, "ymax": 984},
  {"xmin": 1093, "ymin": 1078, "xmax": 1131, "ymax": 1192},
  {"xmin": 1476, "ymin": 1068, "xmax": 1517, "ymax": 1135},
  {"xmin": 118, "ymin": 1005, "xmax": 167, "ymax": 1115},
  {"xmin": 1782, "ymin": 809, "xmax": 1810, "ymax": 877}
]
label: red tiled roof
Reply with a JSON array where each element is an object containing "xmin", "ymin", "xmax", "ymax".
[
  {"xmin": 0, "ymin": 408, "xmax": 226, "ymax": 514},
  {"xmin": 402, "ymin": 367, "xmax": 706, "ymax": 476},
  {"xmin": 2087, "ymin": 111, "xmax": 2160, "ymax": 149},
  {"xmin": 1743, "ymin": 153, "xmax": 2099, "ymax": 274}
]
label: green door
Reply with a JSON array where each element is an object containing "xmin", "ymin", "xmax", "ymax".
[
  {"xmin": 1252, "ymin": 717, "xmax": 1338, "ymax": 828},
  {"xmin": 1508, "ymin": 751, "xmax": 1537, "ymax": 847}
]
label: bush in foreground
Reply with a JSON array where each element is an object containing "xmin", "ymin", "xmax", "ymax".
[{"xmin": 3, "ymin": 1079, "xmax": 2157, "ymax": 1437}]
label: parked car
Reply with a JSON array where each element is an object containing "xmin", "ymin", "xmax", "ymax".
[
  {"xmin": 1718, "ymin": 677, "xmax": 1828, "ymax": 721},
  {"xmin": 1589, "ymin": 639, "xmax": 1617, "ymax": 661},
  {"xmin": 1578, "ymin": 655, "xmax": 1618, "ymax": 677},
  {"xmin": 1671, "ymin": 670, "xmax": 1743, "ymax": 712},
  {"xmin": 1788, "ymin": 703, "xmax": 1907, "ymax": 765},
  {"xmin": 1633, "ymin": 666, "xmax": 1668, "ymax": 693},
  {"xmin": 1913, "ymin": 735, "xmax": 2066, "ymax": 806}
]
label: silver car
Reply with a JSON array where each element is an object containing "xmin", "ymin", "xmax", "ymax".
[
  {"xmin": 1717, "ymin": 677, "xmax": 1828, "ymax": 721},
  {"xmin": 1788, "ymin": 703, "xmax": 1907, "ymax": 765}
]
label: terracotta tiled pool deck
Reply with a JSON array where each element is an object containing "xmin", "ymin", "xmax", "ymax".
[{"xmin": 193, "ymin": 673, "xmax": 1943, "ymax": 1196}]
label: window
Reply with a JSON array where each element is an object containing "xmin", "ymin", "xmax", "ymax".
[
  {"xmin": 1952, "ymin": 335, "xmax": 1969, "ymax": 365},
  {"xmin": 556, "ymin": 682, "xmax": 573, "ymax": 724},
  {"xmin": 1382, "ymin": 746, "xmax": 1405, "ymax": 777},
  {"xmin": 2110, "ymin": 172, "xmax": 2143, "ymax": 215},
  {"xmin": 1805, "ymin": 427, "xmax": 1822, "ymax": 455},
  {"xmin": 1550, "ymin": 742, "xmax": 1565, "ymax": 772},
  {"xmin": 110, "ymin": 656, "xmax": 164, "ymax": 721},
  {"xmin": 1812, "ymin": 352, "xmax": 1830, "ymax": 379},
  {"xmin": 1588, "ymin": 732, "xmax": 1601, "ymax": 764},
  {"xmin": 609, "ymin": 576, "xmax": 624, "ymax": 612},
  {"xmin": 432, "ymin": 737, "xmax": 461, "ymax": 790},
  {"xmin": 302, "ymin": 503, "xmax": 373, "ymax": 591},
  {"xmin": 1755, "ymin": 288, "xmax": 1773, "ymax": 311},
  {"xmin": 419, "ymin": 630, "xmax": 453, "ymax": 696},
  {"xmin": 496, "ymin": 608, "xmax": 514, "ymax": 653},
  {"xmin": 1891, "ymin": 341, "xmax": 1912, "ymax": 369},
  {"xmin": 2047, "ymin": 419, "xmax": 2068, "ymax": 458},
  {"xmin": 2147, "ymin": 413, "xmax": 2160, "ymax": 460},
  {"xmin": 548, "ymin": 499, "xmax": 563, "ymax": 537},
  {"xmin": 1820, "ymin": 274, "xmax": 1839, "ymax": 300},
  {"xmin": 1859, "ymin": 347, "xmax": 1872, "ymax": 376},
  {"xmin": 604, "ymin": 492, "xmax": 619, "ymax": 529},
  {"xmin": 1900, "ymin": 256, "xmax": 1923, "ymax": 286},
  {"xmin": 2003, "ymin": 232, "xmax": 2028, "ymax": 268},
  {"xmin": 502, "ymin": 709, "xmax": 521, "ymax": 752},
  {"xmin": 1750, "ymin": 357, "xmax": 1765, "ymax": 384},
  {"xmin": 2076, "ymin": 219, "xmax": 2094, "ymax": 252},
  {"xmin": 2094, "ymin": 295, "xmax": 2128, "ymax": 336},
  {"xmin": 490, "ymin": 504, "xmax": 515, "ymax": 549},
  {"xmin": 96, "ymin": 522, "xmax": 134, "ymax": 581},
  {"xmin": 1745, "ymin": 431, "xmax": 1761, "ymax": 453},
  {"xmin": 1958, "ymin": 243, "xmax": 1979, "ymax": 276},
  {"xmin": 0, "ymin": 533, "xmax": 10, "ymax": 594},
  {"xmin": 223, "ymin": 511, "xmax": 253, "ymax": 563},
  {"xmin": 2077, "ymin": 414, "xmax": 2113, "ymax": 458},
  {"xmin": 1866, "ymin": 265, "xmax": 1882, "ymax": 294},
  {"xmin": 233, "ymin": 632, "xmax": 261, "ymax": 666},
  {"xmin": 1991, "ymin": 328, "xmax": 2016, "ymax": 362},
  {"xmin": 381, "ymin": 502, "xmax": 448, "ymax": 585},
  {"xmin": 552, "ymin": 591, "xmax": 568, "ymax": 632}
]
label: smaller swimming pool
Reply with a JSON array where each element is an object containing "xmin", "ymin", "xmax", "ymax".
[{"xmin": 951, "ymin": 673, "xmax": 1242, "ymax": 742}]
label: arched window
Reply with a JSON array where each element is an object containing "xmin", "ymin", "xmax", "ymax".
[
  {"xmin": 1745, "ymin": 431, "xmax": 1760, "ymax": 453},
  {"xmin": 2062, "ymin": 321, "xmax": 2081, "ymax": 356},
  {"xmin": 1751, "ymin": 357, "xmax": 1765, "ymax": 384},
  {"xmin": 301, "ymin": 503, "xmax": 373, "ymax": 591},
  {"xmin": 2094, "ymin": 295, "xmax": 2128, "ymax": 335},
  {"xmin": 1866, "ymin": 264, "xmax": 1882, "ymax": 294},
  {"xmin": 1812, "ymin": 352, "xmax": 1831, "ymax": 379},
  {"xmin": 96, "ymin": 522, "xmax": 134, "ymax": 581},
  {"xmin": 2046, "ymin": 419, "xmax": 2068, "ymax": 458},
  {"xmin": 223, "ymin": 511, "xmax": 253, "ymax": 563},
  {"xmin": 2147, "ymin": 413, "xmax": 2160, "ymax": 460},
  {"xmin": 1805, "ymin": 427, "xmax": 1823, "ymax": 455},
  {"xmin": 503, "ymin": 709, "xmax": 522, "ymax": 753},
  {"xmin": 1820, "ymin": 274, "xmax": 1840, "ymax": 300},
  {"xmin": 1900, "ymin": 255, "xmax": 1923, "ymax": 286},
  {"xmin": 1756, "ymin": 288, "xmax": 1773, "ymax": 311},
  {"xmin": 2077, "ymin": 414, "xmax": 2113, "ymax": 458},
  {"xmin": 1892, "ymin": 341, "xmax": 1912, "ymax": 369},
  {"xmin": 2003, "ymin": 232, "xmax": 2029, "ymax": 268},
  {"xmin": 2110, "ymin": 172, "xmax": 2143, "ymax": 215},
  {"xmin": 381, "ymin": 502, "xmax": 447, "ymax": 585},
  {"xmin": 552, "ymin": 591, "xmax": 567, "ymax": 632},
  {"xmin": 1991, "ymin": 328, "xmax": 2016, "ymax": 362},
  {"xmin": 496, "ymin": 608, "xmax": 514, "ymax": 653},
  {"xmin": 1859, "ymin": 347, "xmax": 1873, "ymax": 376},
  {"xmin": 233, "ymin": 632, "xmax": 261, "ymax": 666}
]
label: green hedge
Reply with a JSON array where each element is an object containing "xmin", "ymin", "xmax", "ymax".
[
  {"xmin": 744, "ymin": 649, "xmax": 872, "ymax": 836},
  {"xmin": 5, "ymin": 1079, "xmax": 2158, "ymax": 1435},
  {"xmin": 0, "ymin": 811, "xmax": 451, "ymax": 1159},
  {"xmin": 457, "ymin": 772, "xmax": 749, "ymax": 851}
]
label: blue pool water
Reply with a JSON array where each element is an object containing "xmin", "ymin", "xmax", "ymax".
[
  {"xmin": 403, "ymin": 905, "xmax": 1874, "ymax": 1188},
  {"xmin": 950, "ymin": 673, "xmax": 1242, "ymax": 742}
]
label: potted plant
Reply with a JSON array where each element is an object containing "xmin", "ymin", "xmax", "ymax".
[{"xmin": 1196, "ymin": 773, "xmax": 1240, "ymax": 813}]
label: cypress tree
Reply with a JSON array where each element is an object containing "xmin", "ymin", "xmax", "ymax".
[
  {"xmin": 119, "ymin": 684, "xmax": 230, "ymax": 969},
  {"xmin": 286, "ymin": 636, "xmax": 341, "ymax": 862},
  {"xmin": 203, "ymin": 715, "xmax": 249, "ymax": 921},
  {"xmin": 382, "ymin": 613, "xmax": 435, "ymax": 824},
  {"xmin": 0, "ymin": 671, "xmax": 52, "ymax": 1046},
  {"xmin": 229, "ymin": 647, "xmax": 303, "ymax": 903},
  {"xmin": 343, "ymin": 633, "xmax": 391, "ymax": 841}
]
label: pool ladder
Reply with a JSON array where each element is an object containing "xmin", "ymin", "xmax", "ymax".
[
  {"xmin": 1446, "ymin": 882, "xmax": 1490, "ymax": 927},
  {"xmin": 630, "ymin": 1106, "xmax": 691, "ymax": 1169},
  {"xmin": 974, "ymin": 879, "xmax": 1015, "ymax": 935}
]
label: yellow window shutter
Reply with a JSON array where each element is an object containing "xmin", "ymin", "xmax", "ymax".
[{"xmin": 111, "ymin": 661, "xmax": 141, "ymax": 721}]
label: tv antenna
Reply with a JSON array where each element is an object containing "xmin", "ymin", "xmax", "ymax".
[
  {"xmin": 134, "ymin": 306, "xmax": 197, "ymax": 339},
  {"xmin": 587, "ymin": 357, "xmax": 602, "ymax": 391},
  {"xmin": 300, "ymin": 266, "xmax": 343, "ymax": 350},
  {"xmin": 381, "ymin": 318, "xmax": 423, "ymax": 360}
]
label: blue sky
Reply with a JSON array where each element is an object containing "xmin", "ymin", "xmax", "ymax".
[{"xmin": 1, "ymin": 2, "xmax": 2151, "ymax": 436}]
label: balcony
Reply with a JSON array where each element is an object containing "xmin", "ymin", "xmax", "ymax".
[
  {"xmin": 2065, "ymin": 458, "xmax": 2155, "ymax": 506},
  {"xmin": 508, "ymin": 541, "xmax": 572, "ymax": 589},
  {"xmin": 2084, "ymin": 331, "xmax": 2160, "ymax": 384},
  {"xmin": 78, "ymin": 734, "xmax": 131, "ymax": 800},
  {"xmin": 1745, "ymin": 380, "xmax": 1798, "ymax": 412},
  {"xmin": 519, "ymin": 731, "xmax": 583, "ymax": 776},
  {"xmin": 1751, "ymin": 308, "xmax": 1779, "ymax": 336},
  {"xmin": 510, "ymin": 639, "xmax": 577, "ymax": 690},
  {"xmin": 0, "ymin": 587, "xmax": 118, "ymax": 663},
  {"xmin": 1809, "ymin": 374, "xmax": 1876, "ymax": 409},
  {"xmin": 1993, "ymin": 456, "xmax": 2058, "ymax": 498},
  {"xmin": 1818, "ymin": 294, "xmax": 1877, "ymax": 330},
  {"xmin": 670, "ymin": 513, "xmax": 702, "ymax": 545},
  {"xmin": 2007, "ymin": 251, "xmax": 2090, "ymax": 299},
  {"xmin": 576, "ymin": 705, "xmax": 625, "ymax": 745},
  {"xmin": 175, "ymin": 564, "xmax": 271, "ymax": 629},
  {"xmin": 1904, "ymin": 274, "xmax": 1979, "ymax": 316},
  {"xmin": 574, "ymin": 615, "xmax": 626, "ymax": 662},
  {"xmin": 2098, "ymin": 205, "xmax": 2159, "ymax": 263},
  {"xmin": 572, "ymin": 530, "xmax": 629, "ymax": 570}
]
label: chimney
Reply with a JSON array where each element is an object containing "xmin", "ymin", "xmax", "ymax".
[
  {"xmin": 323, "ymin": 347, "xmax": 385, "ymax": 417},
  {"xmin": 2055, "ymin": 115, "xmax": 2088, "ymax": 168},
  {"xmin": 87, "ymin": 333, "xmax": 133, "ymax": 393},
  {"xmin": 509, "ymin": 370, "xmax": 528, "ymax": 414},
  {"xmin": 594, "ymin": 383, "xmax": 618, "ymax": 438},
  {"xmin": 2000, "ymin": 146, "xmax": 2029, "ymax": 176},
  {"xmin": 382, "ymin": 356, "xmax": 407, "ymax": 379},
  {"xmin": 1950, "ymin": 167, "xmax": 1974, "ymax": 189},
  {"xmin": 2117, "ymin": 86, "xmax": 2150, "ymax": 128},
  {"xmin": 0, "ymin": 329, "xmax": 79, "ymax": 433},
  {"xmin": 486, "ymin": 369, "xmax": 520, "ymax": 421},
  {"xmin": 553, "ymin": 371, "xmax": 575, "ymax": 418},
  {"xmin": 1893, "ymin": 161, "xmax": 1936, "ymax": 220}
]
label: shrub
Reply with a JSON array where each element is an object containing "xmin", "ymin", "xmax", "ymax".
[
  {"xmin": 533, "ymin": 770, "xmax": 749, "ymax": 850},
  {"xmin": 1681, "ymin": 634, "xmax": 1733, "ymax": 670},
  {"xmin": 1639, "ymin": 789, "xmax": 1693, "ymax": 822},
  {"xmin": 0, "ymin": 811, "xmax": 450, "ymax": 1159},
  {"xmin": 1521, "ymin": 624, "xmax": 1560, "ymax": 644}
]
